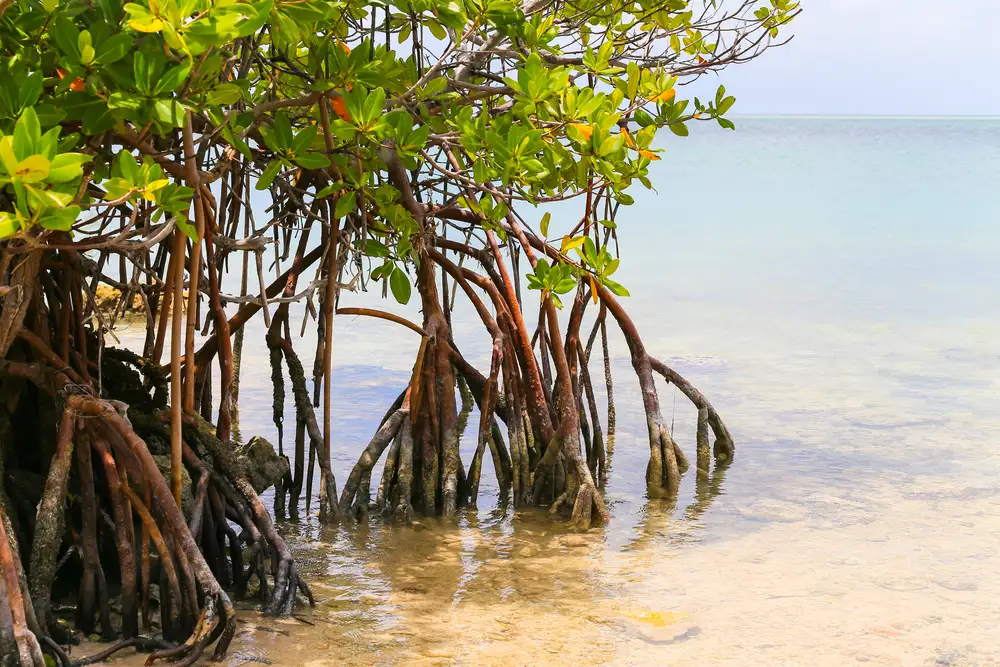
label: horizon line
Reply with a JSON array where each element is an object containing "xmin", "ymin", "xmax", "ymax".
[{"xmin": 731, "ymin": 114, "xmax": 1000, "ymax": 120}]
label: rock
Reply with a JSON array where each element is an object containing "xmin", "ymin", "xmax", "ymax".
[
  {"xmin": 239, "ymin": 435, "xmax": 289, "ymax": 493},
  {"xmin": 152, "ymin": 455, "xmax": 194, "ymax": 516},
  {"xmin": 561, "ymin": 535, "xmax": 590, "ymax": 548}
]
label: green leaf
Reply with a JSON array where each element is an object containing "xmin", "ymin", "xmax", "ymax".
[
  {"xmin": 293, "ymin": 152, "xmax": 331, "ymax": 169},
  {"xmin": 206, "ymin": 83, "xmax": 243, "ymax": 106},
  {"xmin": 46, "ymin": 153, "xmax": 90, "ymax": 182},
  {"xmin": 153, "ymin": 61, "xmax": 191, "ymax": 95},
  {"xmin": 0, "ymin": 212, "xmax": 18, "ymax": 239},
  {"xmin": 668, "ymin": 121, "xmax": 689, "ymax": 137},
  {"xmin": 118, "ymin": 151, "xmax": 140, "ymax": 182},
  {"xmin": 604, "ymin": 278, "xmax": 630, "ymax": 297},
  {"xmin": 95, "ymin": 34, "xmax": 133, "ymax": 65},
  {"xmin": 38, "ymin": 205, "xmax": 80, "ymax": 231},
  {"xmin": 176, "ymin": 215, "xmax": 197, "ymax": 240},
  {"xmin": 273, "ymin": 113, "xmax": 293, "ymax": 149},
  {"xmin": 553, "ymin": 276, "xmax": 577, "ymax": 294},
  {"xmin": 19, "ymin": 73, "xmax": 43, "ymax": 110},
  {"xmin": 316, "ymin": 182, "xmax": 347, "ymax": 199},
  {"xmin": 78, "ymin": 30, "xmax": 96, "ymax": 66},
  {"xmin": 0, "ymin": 137, "xmax": 16, "ymax": 174},
  {"xmin": 539, "ymin": 211, "xmax": 550, "ymax": 237},
  {"xmin": 152, "ymin": 99, "xmax": 186, "ymax": 127},
  {"xmin": 362, "ymin": 87, "xmax": 386, "ymax": 125},
  {"xmin": 426, "ymin": 21, "xmax": 446, "ymax": 40},
  {"xmin": 583, "ymin": 236, "xmax": 597, "ymax": 264},
  {"xmin": 103, "ymin": 177, "xmax": 133, "ymax": 201},
  {"xmin": 364, "ymin": 238, "xmax": 390, "ymax": 257},
  {"xmin": 597, "ymin": 135, "xmax": 620, "ymax": 156},
  {"xmin": 50, "ymin": 17, "xmax": 81, "ymax": 60},
  {"xmin": 13, "ymin": 108, "xmax": 41, "ymax": 160},
  {"xmin": 333, "ymin": 191, "xmax": 356, "ymax": 219},
  {"xmin": 256, "ymin": 161, "xmax": 281, "ymax": 190},
  {"xmin": 389, "ymin": 266, "xmax": 411, "ymax": 304},
  {"xmin": 291, "ymin": 126, "xmax": 317, "ymax": 155},
  {"xmin": 717, "ymin": 95, "xmax": 736, "ymax": 115},
  {"xmin": 37, "ymin": 127, "xmax": 60, "ymax": 160},
  {"xmin": 132, "ymin": 51, "xmax": 150, "ymax": 95}
]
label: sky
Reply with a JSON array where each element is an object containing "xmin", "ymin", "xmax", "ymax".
[{"xmin": 691, "ymin": 0, "xmax": 1000, "ymax": 116}]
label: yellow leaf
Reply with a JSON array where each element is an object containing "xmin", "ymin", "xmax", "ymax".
[
  {"xmin": 621, "ymin": 127, "xmax": 636, "ymax": 149},
  {"xmin": 128, "ymin": 15, "xmax": 164, "ymax": 33},
  {"xmin": 0, "ymin": 136, "xmax": 16, "ymax": 174},
  {"xmin": 15, "ymin": 155, "xmax": 50, "ymax": 184},
  {"xmin": 560, "ymin": 235, "xmax": 586, "ymax": 254},
  {"xmin": 638, "ymin": 149, "xmax": 660, "ymax": 161},
  {"xmin": 650, "ymin": 89, "xmax": 676, "ymax": 104},
  {"xmin": 589, "ymin": 275, "xmax": 598, "ymax": 303},
  {"xmin": 569, "ymin": 123, "xmax": 593, "ymax": 140}
]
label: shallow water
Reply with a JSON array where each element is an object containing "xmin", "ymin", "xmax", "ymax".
[{"xmin": 96, "ymin": 118, "xmax": 1000, "ymax": 666}]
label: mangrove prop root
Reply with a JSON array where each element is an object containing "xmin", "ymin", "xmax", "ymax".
[
  {"xmin": 269, "ymin": 332, "xmax": 339, "ymax": 521},
  {"xmin": 340, "ymin": 408, "xmax": 408, "ymax": 513},
  {"xmin": 28, "ymin": 406, "xmax": 75, "ymax": 635},
  {"xmin": 178, "ymin": 411, "xmax": 314, "ymax": 615},
  {"xmin": 0, "ymin": 494, "xmax": 45, "ymax": 667},
  {"xmin": 67, "ymin": 396, "xmax": 237, "ymax": 664},
  {"xmin": 75, "ymin": 431, "xmax": 113, "ymax": 639},
  {"xmin": 650, "ymin": 357, "xmax": 735, "ymax": 463}
]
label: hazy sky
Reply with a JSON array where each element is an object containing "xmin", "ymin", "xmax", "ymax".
[{"xmin": 691, "ymin": 0, "xmax": 1000, "ymax": 116}]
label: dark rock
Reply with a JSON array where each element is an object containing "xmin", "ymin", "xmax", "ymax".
[{"xmin": 240, "ymin": 436, "xmax": 289, "ymax": 494}]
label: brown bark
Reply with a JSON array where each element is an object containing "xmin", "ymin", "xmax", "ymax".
[
  {"xmin": 28, "ymin": 407, "xmax": 74, "ymax": 634},
  {"xmin": 649, "ymin": 357, "xmax": 735, "ymax": 463},
  {"xmin": 90, "ymin": 435, "xmax": 139, "ymax": 638},
  {"xmin": 320, "ymin": 220, "xmax": 341, "ymax": 523},
  {"xmin": 68, "ymin": 396, "xmax": 236, "ymax": 662},
  {"xmin": 340, "ymin": 409, "xmax": 408, "ymax": 511},
  {"xmin": 203, "ymin": 213, "xmax": 233, "ymax": 442},
  {"xmin": 169, "ymin": 227, "xmax": 185, "ymax": 507},
  {"xmin": 0, "ymin": 501, "xmax": 44, "ymax": 667},
  {"xmin": 75, "ymin": 433, "xmax": 112, "ymax": 638},
  {"xmin": 181, "ymin": 115, "xmax": 207, "ymax": 414}
]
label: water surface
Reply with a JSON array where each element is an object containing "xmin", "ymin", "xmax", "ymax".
[{"xmin": 106, "ymin": 118, "xmax": 1000, "ymax": 666}]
